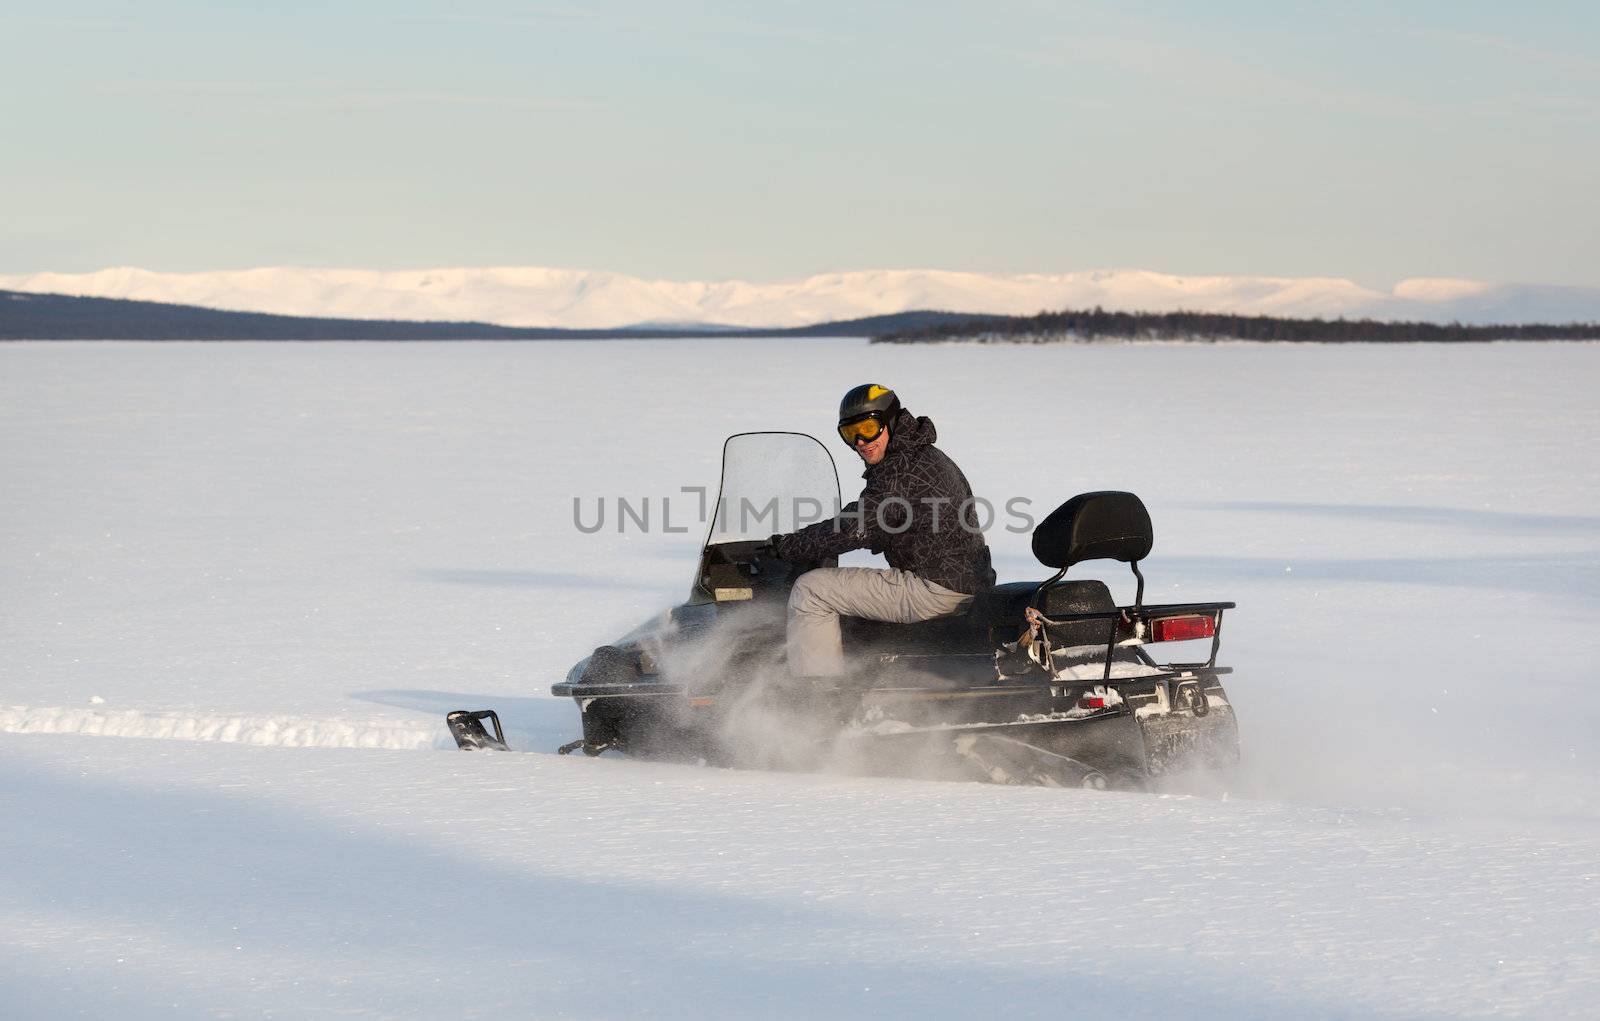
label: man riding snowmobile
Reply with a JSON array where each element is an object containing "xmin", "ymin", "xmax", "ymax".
[
  {"xmin": 452, "ymin": 411, "xmax": 1241, "ymax": 790},
  {"xmin": 765, "ymin": 384, "xmax": 996, "ymax": 681}
]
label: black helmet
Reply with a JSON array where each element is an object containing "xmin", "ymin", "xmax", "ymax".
[
  {"xmin": 838, "ymin": 384, "xmax": 900, "ymax": 424},
  {"xmin": 837, "ymin": 384, "xmax": 901, "ymax": 446}
]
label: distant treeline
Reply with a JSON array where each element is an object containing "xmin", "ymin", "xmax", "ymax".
[
  {"xmin": 10, "ymin": 288, "xmax": 1597, "ymax": 344},
  {"xmin": 874, "ymin": 307, "xmax": 1600, "ymax": 344},
  {"xmin": 0, "ymin": 289, "xmax": 994, "ymax": 341}
]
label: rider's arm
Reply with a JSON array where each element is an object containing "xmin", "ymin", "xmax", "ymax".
[
  {"xmin": 769, "ymin": 499, "xmax": 870, "ymax": 562},
  {"xmin": 771, "ymin": 471, "xmax": 908, "ymax": 562}
]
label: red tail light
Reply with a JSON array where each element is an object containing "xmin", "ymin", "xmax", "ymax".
[
  {"xmin": 1150, "ymin": 615, "xmax": 1216, "ymax": 642},
  {"xmin": 1077, "ymin": 695, "xmax": 1106, "ymax": 709}
]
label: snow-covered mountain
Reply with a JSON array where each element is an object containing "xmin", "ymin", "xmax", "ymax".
[{"xmin": 3, "ymin": 265, "xmax": 1597, "ymax": 328}]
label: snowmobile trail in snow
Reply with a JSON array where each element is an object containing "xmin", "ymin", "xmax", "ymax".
[{"xmin": 0, "ymin": 705, "xmax": 446, "ymax": 750}]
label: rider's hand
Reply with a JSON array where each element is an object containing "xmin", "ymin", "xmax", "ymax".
[{"xmin": 752, "ymin": 535, "xmax": 785, "ymax": 569}]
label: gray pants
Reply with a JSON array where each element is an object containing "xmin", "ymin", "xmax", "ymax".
[{"xmin": 786, "ymin": 567, "xmax": 973, "ymax": 678}]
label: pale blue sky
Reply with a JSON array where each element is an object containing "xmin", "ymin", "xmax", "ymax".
[{"xmin": 3, "ymin": 1, "xmax": 1596, "ymax": 286}]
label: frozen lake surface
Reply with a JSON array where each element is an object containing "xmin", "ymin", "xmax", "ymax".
[{"xmin": 3, "ymin": 339, "xmax": 1598, "ymax": 1017}]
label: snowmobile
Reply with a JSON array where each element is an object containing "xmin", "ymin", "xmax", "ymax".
[{"xmin": 448, "ymin": 431, "xmax": 1239, "ymax": 789}]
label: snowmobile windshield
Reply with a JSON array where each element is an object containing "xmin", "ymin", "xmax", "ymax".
[{"xmin": 706, "ymin": 432, "xmax": 841, "ymax": 544}]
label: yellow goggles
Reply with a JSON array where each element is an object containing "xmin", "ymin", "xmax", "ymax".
[{"xmin": 838, "ymin": 415, "xmax": 885, "ymax": 446}]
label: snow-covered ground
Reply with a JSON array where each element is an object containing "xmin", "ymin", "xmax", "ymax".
[
  {"xmin": 6, "ymin": 265, "xmax": 1600, "ymax": 328},
  {"xmin": 3, "ymin": 339, "xmax": 1598, "ymax": 1017}
]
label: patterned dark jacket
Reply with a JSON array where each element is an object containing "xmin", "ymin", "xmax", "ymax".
[{"xmin": 772, "ymin": 410, "xmax": 995, "ymax": 595}]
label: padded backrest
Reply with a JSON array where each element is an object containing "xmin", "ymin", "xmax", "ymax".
[{"xmin": 1031, "ymin": 491, "xmax": 1153, "ymax": 569}]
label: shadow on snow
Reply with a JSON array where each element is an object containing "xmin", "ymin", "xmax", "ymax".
[
  {"xmin": 0, "ymin": 751, "xmax": 1391, "ymax": 1020},
  {"xmin": 1193, "ymin": 500, "xmax": 1600, "ymax": 535}
]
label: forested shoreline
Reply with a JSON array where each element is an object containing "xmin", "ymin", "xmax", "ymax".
[{"xmin": 874, "ymin": 307, "xmax": 1600, "ymax": 344}]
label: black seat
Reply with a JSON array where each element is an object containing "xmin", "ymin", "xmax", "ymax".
[
  {"xmin": 841, "ymin": 612, "xmax": 982, "ymax": 655},
  {"xmin": 840, "ymin": 577, "xmax": 1117, "ymax": 655},
  {"xmin": 978, "ymin": 579, "xmax": 1113, "ymax": 626},
  {"xmin": 842, "ymin": 491, "xmax": 1150, "ymax": 657}
]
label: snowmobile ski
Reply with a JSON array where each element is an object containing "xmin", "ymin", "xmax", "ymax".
[{"xmin": 446, "ymin": 709, "xmax": 508, "ymax": 751}]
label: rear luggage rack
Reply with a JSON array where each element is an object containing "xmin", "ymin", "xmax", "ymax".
[{"xmin": 1026, "ymin": 601, "xmax": 1235, "ymax": 682}]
